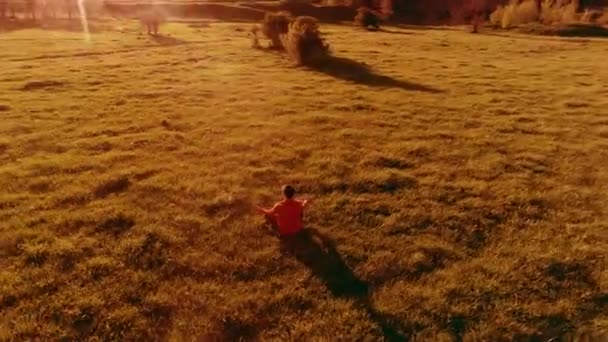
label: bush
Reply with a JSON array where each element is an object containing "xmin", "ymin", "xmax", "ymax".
[
  {"xmin": 280, "ymin": 16, "xmax": 330, "ymax": 65},
  {"xmin": 261, "ymin": 11, "xmax": 293, "ymax": 49},
  {"xmin": 502, "ymin": 0, "xmax": 539, "ymax": 28},
  {"xmin": 354, "ymin": 7, "xmax": 380, "ymax": 30},
  {"xmin": 253, "ymin": 13, "xmax": 330, "ymax": 65},
  {"xmin": 540, "ymin": 0, "xmax": 578, "ymax": 25},
  {"xmin": 489, "ymin": 5, "xmax": 504, "ymax": 26},
  {"xmin": 489, "ymin": 0, "xmax": 595, "ymax": 29}
]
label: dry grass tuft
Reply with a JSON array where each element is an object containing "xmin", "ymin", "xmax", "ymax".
[{"xmin": 280, "ymin": 16, "xmax": 330, "ymax": 65}]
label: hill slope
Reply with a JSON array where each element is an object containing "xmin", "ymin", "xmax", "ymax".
[{"xmin": 1, "ymin": 20, "xmax": 607, "ymax": 340}]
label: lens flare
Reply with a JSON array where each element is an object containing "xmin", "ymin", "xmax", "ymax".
[{"xmin": 77, "ymin": 0, "xmax": 91, "ymax": 42}]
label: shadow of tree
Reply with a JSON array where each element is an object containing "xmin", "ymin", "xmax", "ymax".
[
  {"xmin": 378, "ymin": 28, "xmax": 417, "ymax": 35},
  {"xmin": 306, "ymin": 56, "xmax": 443, "ymax": 92},
  {"xmin": 280, "ymin": 228, "xmax": 413, "ymax": 341},
  {"xmin": 254, "ymin": 41, "xmax": 441, "ymax": 92},
  {"xmin": 551, "ymin": 24, "xmax": 608, "ymax": 38},
  {"xmin": 392, "ymin": 24, "xmax": 457, "ymax": 31},
  {"xmin": 149, "ymin": 34, "xmax": 187, "ymax": 46}
]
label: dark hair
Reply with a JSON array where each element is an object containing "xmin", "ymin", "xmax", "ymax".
[{"xmin": 282, "ymin": 185, "xmax": 296, "ymax": 199}]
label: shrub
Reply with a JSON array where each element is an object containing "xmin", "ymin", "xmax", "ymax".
[
  {"xmin": 280, "ymin": 16, "xmax": 330, "ymax": 65},
  {"xmin": 540, "ymin": 0, "xmax": 579, "ymax": 25},
  {"xmin": 489, "ymin": 5, "xmax": 504, "ymax": 26},
  {"xmin": 580, "ymin": 9, "xmax": 603, "ymax": 23},
  {"xmin": 489, "ymin": 0, "xmax": 594, "ymax": 29},
  {"xmin": 261, "ymin": 11, "xmax": 292, "ymax": 49},
  {"xmin": 354, "ymin": 7, "xmax": 380, "ymax": 30},
  {"xmin": 501, "ymin": 0, "xmax": 539, "ymax": 28}
]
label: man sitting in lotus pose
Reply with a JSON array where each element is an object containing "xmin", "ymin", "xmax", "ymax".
[{"xmin": 256, "ymin": 185, "xmax": 309, "ymax": 237}]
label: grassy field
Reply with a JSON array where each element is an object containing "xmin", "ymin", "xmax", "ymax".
[{"xmin": 1, "ymin": 18, "xmax": 608, "ymax": 340}]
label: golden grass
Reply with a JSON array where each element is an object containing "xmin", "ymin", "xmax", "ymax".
[{"xmin": 1, "ymin": 19, "xmax": 608, "ymax": 340}]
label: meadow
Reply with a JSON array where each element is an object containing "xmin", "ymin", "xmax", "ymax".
[{"xmin": 1, "ymin": 17, "xmax": 608, "ymax": 340}]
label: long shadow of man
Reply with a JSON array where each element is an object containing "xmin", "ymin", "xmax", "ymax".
[{"xmin": 279, "ymin": 228, "xmax": 411, "ymax": 341}]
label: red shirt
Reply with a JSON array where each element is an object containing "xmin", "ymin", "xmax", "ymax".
[{"xmin": 267, "ymin": 199, "xmax": 305, "ymax": 235}]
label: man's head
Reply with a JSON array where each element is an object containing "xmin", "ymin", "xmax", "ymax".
[{"xmin": 282, "ymin": 185, "xmax": 296, "ymax": 199}]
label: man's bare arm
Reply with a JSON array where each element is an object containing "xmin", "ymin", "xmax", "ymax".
[{"xmin": 256, "ymin": 203, "xmax": 278, "ymax": 215}]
